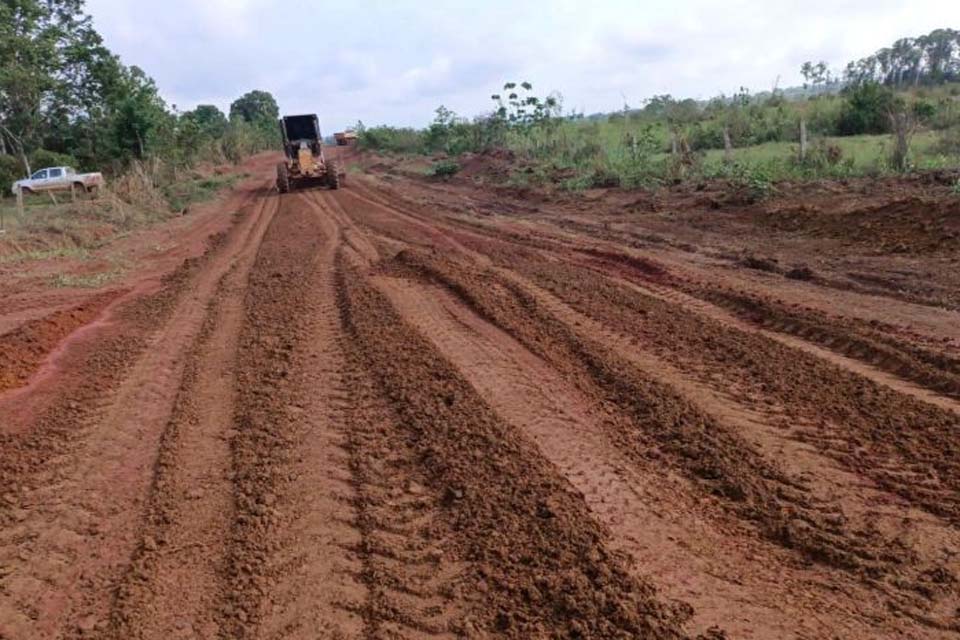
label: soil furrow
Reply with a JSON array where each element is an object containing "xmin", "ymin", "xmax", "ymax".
[
  {"xmin": 101, "ymin": 192, "xmax": 279, "ymax": 640},
  {"xmin": 0, "ymin": 186, "xmax": 275, "ymax": 640},
  {"xmin": 336, "ymin": 247, "xmax": 693, "ymax": 638},
  {"xmin": 373, "ymin": 274, "xmax": 878, "ymax": 638}
]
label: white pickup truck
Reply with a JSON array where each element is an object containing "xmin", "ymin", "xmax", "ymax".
[{"xmin": 11, "ymin": 166, "xmax": 104, "ymax": 195}]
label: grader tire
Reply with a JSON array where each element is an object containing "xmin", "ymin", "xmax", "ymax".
[
  {"xmin": 326, "ymin": 160, "xmax": 341, "ymax": 190},
  {"xmin": 276, "ymin": 162, "xmax": 290, "ymax": 193}
]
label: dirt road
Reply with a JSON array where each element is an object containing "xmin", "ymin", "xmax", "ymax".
[{"xmin": 2, "ymin": 152, "xmax": 959, "ymax": 639}]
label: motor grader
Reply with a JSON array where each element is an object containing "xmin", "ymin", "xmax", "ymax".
[{"xmin": 276, "ymin": 114, "xmax": 341, "ymax": 192}]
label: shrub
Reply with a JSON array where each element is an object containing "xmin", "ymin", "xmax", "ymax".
[
  {"xmin": 719, "ymin": 162, "xmax": 776, "ymax": 202},
  {"xmin": 0, "ymin": 154, "xmax": 23, "ymax": 197},
  {"xmin": 935, "ymin": 126, "xmax": 960, "ymax": 155},
  {"xmin": 428, "ymin": 160, "xmax": 460, "ymax": 179},
  {"xmin": 358, "ymin": 126, "xmax": 424, "ymax": 154},
  {"xmin": 837, "ymin": 83, "xmax": 899, "ymax": 135},
  {"xmin": 30, "ymin": 149, "xmax": 79, "ymax": 171}
]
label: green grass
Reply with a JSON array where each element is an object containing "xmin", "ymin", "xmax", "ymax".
[
  {"xmin": 698, "ymin": 131, "xmax": 941, "ymax": 170},
  {"xmin": 162, "ymin": 173, "xmax": 241, "ymax": 211}
]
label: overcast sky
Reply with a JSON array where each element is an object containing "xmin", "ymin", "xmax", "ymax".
[{"xmin": 84, "ymin": 0, "xmax": 957, "ymax": 132}]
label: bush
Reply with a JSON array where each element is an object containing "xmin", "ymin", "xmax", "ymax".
[
  {"xmin": 716, "ymin": 162, "xmax": 776, "ymax": 202},
  {"xmin": 837, "ymin": 83, "xmax": 899, "ymax": 135},
  {"xmin": 935, "ymin": 126, "xmax": 960, "ymax": 155},
  {"xmin": 428, "ymin": 160, "xmax": 460, "ymax": 179},
  {"xmin": 358, "ymin": 126, "xmax": 425, "ymax": 154},
  {"xmin": 0, "ymin": 154, "xmax": 24, "ymax": 197},
  {"xmin": 30, "ymin": 149, "xmax": 79, "ymax": 171}
]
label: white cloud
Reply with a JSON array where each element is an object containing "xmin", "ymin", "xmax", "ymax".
[{"xmin": 84, "ymin": 0, "xmax": 960, "ymax": 130}]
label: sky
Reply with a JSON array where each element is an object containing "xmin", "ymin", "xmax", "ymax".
[{"xmin": 84, "ymin": 0, "xmax": 959, "ymax": 132}]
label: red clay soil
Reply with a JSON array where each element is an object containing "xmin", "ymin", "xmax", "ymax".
[
  {"xmin": 0, "ymin": 290, "xmax": 122, "ymax": 393},
  {"xmin": 2, "ymin": 148, "xmax": 960, "ymax": 639}
]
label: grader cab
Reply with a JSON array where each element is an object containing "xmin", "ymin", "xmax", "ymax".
[{"xmin": 276, "ymin": 114, "xmax": 341, "ymax": 193}]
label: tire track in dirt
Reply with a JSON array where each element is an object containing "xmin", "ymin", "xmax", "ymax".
[
  {"xmin": 511, "ymin": 257, "xmax": 960, "ymax": 526},
  {"xmin": 101, "ymin": 192, "xmax": 280, "ymax": 640},
  {"xmin": 497, "ymin": 266, "xmax": 960, "ymax": 631},
  {"xmin": 612, "ymin": 275, "xmax": 960, "ymax": 415},
  {"xmin": 372, "ymin": 242, "xmax": 960, "ymax": 634},
  {"xmin": 335, "ymin": 243, "xmax": 693, "ymax": 638},
  {"xmin": 339, "ymin": 179, "xmax": 960, "ymax": 634},
  {"xmin": 352, "ymin": 175, "xmax": 960, "ymax": 410},
  {"xmin": 223, "ymin": 191, "xmax": 472, "ymax": 639},
  {"xmin": 0, "ymin": 183, "xmax": 277, "ymax": 640},
  {"xmin": 685, "ymin": 285, "xmax": 960, "ymax": 401},
  {"xmin": 347, "ymin": 209, "xmax": 882, "ymax": 563},
  {"xmin": 249, "ymin": 193, "xmax": 367, "ymax": 640},
  {"xmin": 360, "ymin": 192, "xmax": 960, "ymax": 541},
  {"xmin": 373, "ymin": 275, "xmax": 826, "ymax": 638}
]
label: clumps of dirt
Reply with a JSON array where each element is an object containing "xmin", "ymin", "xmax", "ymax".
[
  {"xmin": 695, "ymin": 285, "xmax": 960, "ymax": 399},
  {"xmin": 579, "ymin": 246, "xmax": 669, "ymax": 280},
  {"xmin": 456, "ymin": 148, "xmax": 518, "ymax": 182},
  {"xmin": 224, "ymin": 210, "xmax": 322, "ymax": 639},
  {"xmin": 739, "ymin": 254, "xmax": 780, "ymax": 273},
  {"xmin": 340, "ymin": 252, "xmax": 693, "ymax": 638},
  {"xmin": 0, "ymin": 233, "xmax": 221, "ymax": 529},
  {"xmin": 384, "ymin": 249, "xmax": 886, "ymax": 575},
  {"xmin": 0, "ymin": 290, "xmax": 122, "ymax": 393},
  {"xmin": 760, "ymin": 196, "xmax": 960, "ymax": 254},
  {"xmin": 785, "ymin": 264, "xmax": 816, "ymax": 281},
  {"xmin": 523, "ymin": 259, "xmax": 960, "ymax": 531}
]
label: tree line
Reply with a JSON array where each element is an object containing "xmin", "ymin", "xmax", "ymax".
[
  {"xmin": 800, "ymin": 28, "xmax": 960, "ymax": 89},
  {"xmin": 0, "ymin": 0, "xmax": 282, "ymax": 192}
]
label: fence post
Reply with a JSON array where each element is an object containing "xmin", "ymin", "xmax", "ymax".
[
  {"xmin": 16, "ymin": 186, "xmax": 25, "ymax": 220},
  {"xmin": 723, "ymin": 126, "xmax": 733, "ymax": 163},
  {"xmin": 799, "ymin": 118, "xmax": 808, "ymax": 162}
]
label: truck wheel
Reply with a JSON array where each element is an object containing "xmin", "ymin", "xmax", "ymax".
[
  {"xmin": 276, "ymin": 162, "xmax": 290, "ymax": 193},
  {"xmin": 326, "ymin": 160, "xmax": 340, "ymax": 190}
]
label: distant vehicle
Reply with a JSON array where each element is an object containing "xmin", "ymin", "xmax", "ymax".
[
  {"xmin": 334, "ymin": 131, "xmax": 357, "ymax": 146},
  {"xmin": 11, "ymin": 166, "xmax": 104, "ymax": 196}
]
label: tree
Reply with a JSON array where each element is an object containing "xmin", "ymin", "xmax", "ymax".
[
  {"xmin": 837, "ymin": 82, "xmax": 900, "ymax": 135},
  {"xmin": 229, "ymin": 90, "xmax": 279, "ymax": 127},
  {"xmin": 0, "ymin": 0, "xmax": 116, "ymax": 168},
  {"xmin": 490, "ymin": 82, "xmax": 560, "ymax": 129},
  {"xmin": 183, "ymin": 104, "xmax": 228, "ymax": 139},
  {"xmin": 108, "ymin": 66, "xmax": 171, "ymax": 160}
]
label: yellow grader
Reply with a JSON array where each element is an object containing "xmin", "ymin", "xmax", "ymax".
[{"xmin": 276, "ymin": 114, "xmax": 341, "ymax": 193}]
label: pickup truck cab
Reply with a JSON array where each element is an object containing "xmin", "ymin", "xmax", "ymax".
[{"xmin": 11, "ymin": 166, "xmax": 104, "ymax": 195}]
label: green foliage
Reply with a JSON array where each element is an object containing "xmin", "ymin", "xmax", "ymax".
[
  {"xmin": 182, "ymin": 105, "xmax": 228, "ymax": 139},
  {"xmin": 228, "ymin": 90, "xmax": 280, "ymax": 147},
  {"xmin": 491, "ymin": 82, "xmax": 561, "ymax": 130},
  {"xmin": 428, "ymin": 160, "xmax": 460, "ymax": 179},
  {"xmin": 716, "ymin": 162, "xmax": 777, "ymax": 202},
  {"xmin": 837, "ymin": 83, "xmax": 901, "ymax": 135},
  {"xmin": 229, "ymin": 90, "xmax": 279, "ymax": 127},
  {"xmin": 843, "ymin": 28, "xmax": 960, "ymax": 88},
  {"xmin": 935, "ymin": 126, "xmax": 960, "ymax": 155},
  {"xmin": 163, "ymin": 174, "xmax": 239, "ymax": 211},
  {"xmin": 30, "ymin": 148, "xmax": 77, "ymax": 170},
  {"xmin": 0, "ymin": 154, "xmax": 21, "ymax": 195},
  {"xmin": 0, "ymin": 1, "xmax": 279, "ymax": 178},
  {"xmin": 357, "ymin": 124, "xmax": 425, "ymax": 154}
]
